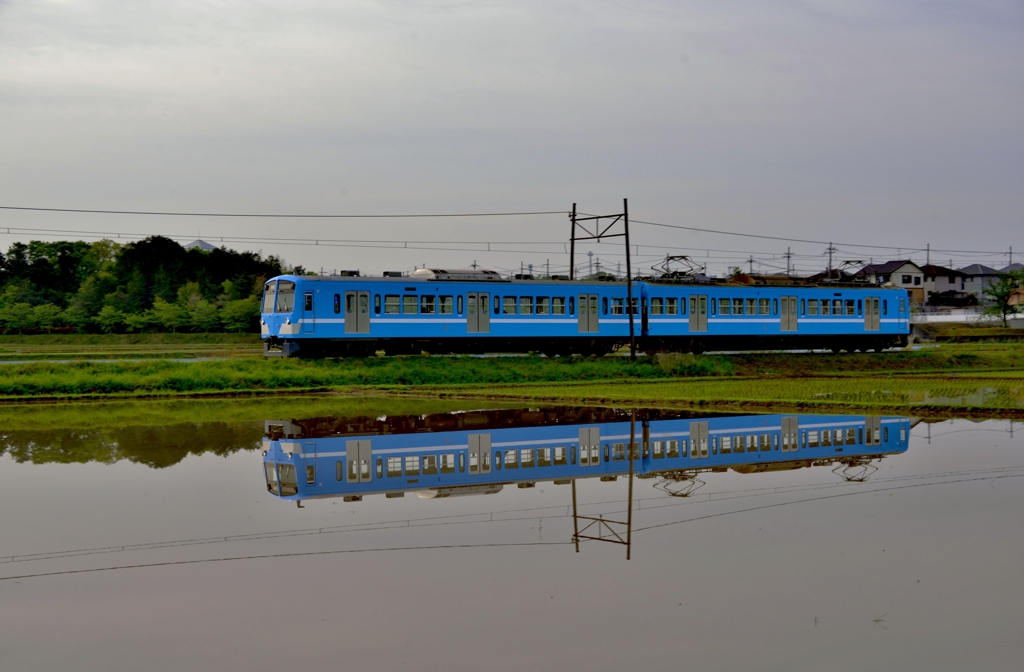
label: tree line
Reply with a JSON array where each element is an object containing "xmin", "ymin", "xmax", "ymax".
[{"xmin": 0, "ymin": 237, "xmax": 286, "ymax": 333}]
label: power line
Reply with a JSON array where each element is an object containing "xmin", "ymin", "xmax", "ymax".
[{"xmin": 0, "ymin": 205, "xmax": 569, "ymax": 218}]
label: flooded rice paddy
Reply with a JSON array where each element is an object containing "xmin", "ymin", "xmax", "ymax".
[{"xmin": 1, "ymin": 397, "xmax": 1022, "ymax": 671}]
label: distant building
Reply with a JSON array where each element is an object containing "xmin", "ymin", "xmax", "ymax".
[
  {"xmin": 856, "ymin": 260, "xmax": 924, "ymax": 303},
  {"xmin": 920, "ymin": 264, "xmax": 970, "ymax": 305},
  {"xmin": 957, "ymin": 264, "xmax": 1000, "ymax": 303},
  {"xmin": 186, "ymin": 239, "xmax": 217, "ymax": 251},
  {"xmin": 1001, "ymin": 263, "xmax": 1023, "ymax": 274}
]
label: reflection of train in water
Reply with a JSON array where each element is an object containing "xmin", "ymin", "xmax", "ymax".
[{"xmin": 262, "ymin": 408, "xmax": 911, "ymax": 503}]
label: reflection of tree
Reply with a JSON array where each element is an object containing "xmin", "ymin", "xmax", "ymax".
[{"xmin": 1, "ymin": 422, "xmax": 263, "ymax": 469}]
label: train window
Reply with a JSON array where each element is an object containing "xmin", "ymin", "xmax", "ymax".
[
  {"xmin": 335, "ymin": 461, "xmax": 343, "ymax": 481},
  {"xmin": 629, "ymin": 298, "xmax": 638, "ymax": 315},
  {"xmin": 520, "ymin": 297, "xmax": 534, "ymax": 315},
  {"xmin": 306, "ymin": 464, "xmax": 316, "ymax": 484},
  {"xmin": 334, "ymin": 294, "xmax": 341, "ymax": 314},
  {"xmin": 601, "ymin": 297, "xmax": 608, "ymax": 314},
  {"xmin": 554, "ymin": 446, "xmax": 567, "ymax": 465},
  {"xmin": 689, "ymin": 297, "xmax": 696, "ymax": 314},
  {"xmin": 800, "ymin": 299, "xmax": 805, "ymax": 314},
  {"xmin": 651, "ymin": 298, "xmax": 663, "ymax": 315},
  {"xmin": 384, "ymin": 295, "xmax": 400, "ymax": 314},
  {"xmin": 423, "ymin": 455, "xmax": 437, "ymax": 475},
  {"xmin": 404, "ymin": 456, "xmax": 420, "ymax": 476},
  {"xmin": 711, "ymin": 300, "xmax": 717, "ymax": 316},
  {"xmin": 457, "ymin": 295, "xmax": 464, "ymax": 314},
  {"xmin": 666, "ymin": 297, "xmax": 678, "ymax": 315},
  {"xmin": 899, "ymin": 298, "xmax": 905, "ymax": 314},
  {"xmin": 808, "ymin": 299, "xmax": 818, "ymax": 316},
  {"xmin": 439, "ymin": 454, "xmax": 455, "ymax": 473},
  {"xmin": 746, "ymin": 298, "xmax": 756, "ymax": 315},
  {"xmin": 845, "ymin": 300, "xmax": 855, "ymax": 316},
  {"xmin": 420, "ymin": 295, "xmax": 436, "ymax": 314},
  {"xmin": 376, "ymin": 458, "xmax": 383, "ymax": 479},
  {"xmin": 680, "ymin": 297, "xmax": 686, "ymax": 315},
  {"xmin": 772, "ymin": 299, "xmax": 778, "ymax": 314},
  {"xmin": 667, "ymin": 440, "xmax": 680, "ymax": 458},
  {"xmin": 374, "ymin": 295, "xmax": 381, "ymax": 314},
  {"xmin": 539, "ymin": 447, "xmax": 552, "ymax": 466},
  {"xmin": 611, "ymin": 298, "xmax": 624, "ymax": 315},
  {"xmin": 832, "ymin": 299, "xmax": 842, "ymax": 315},
  {"xmin": 520, "ymin": 449, "xmax": 535, "ymax": 467},
  {"xmin": 552, "ymin": 297, "xmax": 565, "ymax": 315},
  {"xmin": 503, "ymin": 296, "xmax": 516, "ymax": 314},
  {"xmin": 759, "ymin": 299, "xmax": 770, "ymax": 315},
  {"xmin": 857, "ymin": 299, "xmax": 862, "ymax": 315},
  {"xmin": 569, "ymin": 297, "xmax": 575, "ymax": 314},
  {"xmin": 262, "ymin": 282, "xmax": 277, "ymax": 313},
  {"xmin": 387, "ymin": 457, "xmax": 402, "ymax": 477},
  {"xmin": 504, "ymin": 450, "xmax": 518, "ymax": 468},
  {"xmin": 537, "ymin": 297, "xmax": 550, "ymax": 315},
  {"xmin": 882, "ymin": 300, "xmax": 887, "ymax": 315},
  {"xmin": 276, "ymin": 281, "xmax": 295, "ymax": 312},
  {"xmin": 459, "ymin": 453, "xmax": 465, "ymax": 472},
  {"xmin": 402, "ymin": 295, "xmax": 417, "ymax": 314},
  {"xmin": 304, "ymin": 293, "xmax": 313, "ymax": 311},
  {"xmin": 494, "ymin": 296, "xmax": 500, "ymax": 314},
  {"xmin": 719, "ymin": 299, "xmax": 730, "ymax": 315},
  {"xmin": 439, "ymin": 296, "xmax": 453, "ymax": 314}
]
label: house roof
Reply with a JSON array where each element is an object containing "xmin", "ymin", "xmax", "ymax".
[
  {"xmin": 1000, "ymin": 263, "xmax": 1023, "ymax": 274},
  {"xmin": 920, "ymin": 264, "xmax": 961, "ymax": 277},
  {"xmin": 856, "ymin": 260, "xmax": 919, "ymax": 276},
  {"xmin": 186, "ymin": 239, "xmax": 217, "ymax": 251},
  {"xmin": 957, "ymin": 263, "xmax": 998, "ymax": 276}
]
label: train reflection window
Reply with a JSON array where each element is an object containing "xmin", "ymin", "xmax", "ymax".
[
  {"xmin": 699, "ymin": 437, "xmax": 709, "ymax": 458},
  {"xmin": 387, "ymin": 457, "xmax": 402, "ymax": 477},
  {"xmin": 611, "ymin": 298, "xmax": 624, "ymax": 315},
  {"xmin": 808, "ymin": 299, "xmax": 818, "ymax": 316},
  {"xmin": 652, "ymin": 440, "xmax": 664, "ymax": 458},
  {"xmin": 420, "ymin": 295, "xmax": 436, "ymax": 314},
  {"xmin": 520, "ymin": 297, "xmax": 534, "ymax": 315},
  {"xmin": 900, "ymin": 427, "xmax": 906, "ymax": 441},
  {"xmin": 746, "ymin": 298, "xmax": 756, "ymax": 315},
  {"xmin": 495, "ymin": 451, "xmax": 501, "ymax": 469},
  {"xmin": 458, "ymin": 453, "xmax": 465, "ymax": 472},
  {"xmin": 481, "ymin": 451, "xmax": 490, "ymax": 471},
  {"xmin": 503, "ymin": 297, "xmax": 517, "ymax": 315},
  {"xmin": 721, "ymin": 436, "xmax": 732, "ymax": 453},
  {"xmin": 441, "ymin": 453, "xmax": 455, "ymax": 473},
  {"xmin": 335, "ymin": 461, "xmax": 343, "ymax": 481},
  {"xmin": 520, "ymin": 449, "xmax": 534, "ymax": 467},
  {"xmin": 858, "ymin": 427, "xmax": 863, "ymax": 444},
  {"xmin": 537, "ymin": 297, "xmax": 550, "ymax": 315},
  {"xmin": 613, "ymin": 442, "xmax": 625, "ymax": 461},
  {"xmin": 494, "ymin": 296, "xmax": 500, "ymax": 314},
  {"xmin": 734, "ymin": 436, "xmax": 745, "ymax": 453},
  {"xmin": 275, "ymin": 281, "xmax": 295, "ymax": 312},
  {"xmin": 808, "ymin": 431, "xmax": 819, "ymax": 447},
  {"xmin": 404, "ymin": 456, "xmax": 420, "ymax": 476},
  {"xmin": 457, "ymin": 295, "xmax": 463, "ymax": 314},
  {"xmin": 554, "ymin": 446, "xmax": 567, "ymax": 466},
  {"xmin": 568, "ymin": 297, "xmax": 575, "ymax": 315},
  {"xmin": 265, "ymin": 463, "xmax": 280, "ymax": 495},
  {"xmin": 306, "ymin": 465, "xmax": 315, "ymax": 485},
  {"xmin": 423, "ymin": 455, "xmax": 437, "ymax": 475},
  {"xmin": 759, "ymin": 434, "xmax": 770, "ymax": 451},
  {"xmin": 504, "ymin": 450, "xmax": 518, "ymax": 468},
  {"xmin": 719, "ymin": 299, "xmax": 730, "ymax": 315},
  {"xmin": 666, "ymin": 297, "xmax": 678, "ymax": 315},
  {"xmin": 334, "ymin": 294, "xmax": 341, "ymax": 314},
  {"xmin": 883, "ymin": 427, "xmax": 889, "ymax": 442},
  {"xmin": 384, "ymin": 295, "xmax": 400, "ymax": 314},
  {"xmin": 846, "ymin": 429, "xmax": 856, "ymax": 444},
  {"xmin": 846, "ymin": 300, "xmax": 855, "ymax": 316},
  {"xmin": 759, "ymin": 299, "xmax": 770, "ymax": 315},
  {"xmin": 821, "ymin": 430, "xmax": 831, "ymax": 446},
  {"xmin": 833, "ymin": 429, "xmax": 843, "ymax": 445},
  {"xmin": 833, "ymin": 299, "xmax": 843, "ymax": 315},
  {"xmin": 439, "ymin": 296, "xmax": 453, "ymax": 315},
  {"xmin": 774, "ymin": 434, "xmax": 780, "ymax": 450},
  {"xmin": 376, "ymin": 457, "xmax": 383, "ymax": 478},
  {"xmin": 552, "ymin": 297, "xmax": 565, "ymax": 315},
  {"xmin": 539, "ymin": 448, "xmax": 552, "ymax": 467},
  {"xmin": 570, "ymin": 446, "xmax": 576, "ymax": 465},
  {"xmin": 262, "ymin": 282, "xmax": 277, "ymax": 313},
  {"xmin": 667, "ymin": 440, "xmax": 680, "ymax": 458},
  {"xmin": 402, "ymin": 295, "xmax": 417, "ymax": 314},
  {"xmin": 651, "ymin": 298, "xmax": 663, "ymax": 315},
  {"xmin": 279, "ymin": 464, "xmax": 298, "ymax": 496}
]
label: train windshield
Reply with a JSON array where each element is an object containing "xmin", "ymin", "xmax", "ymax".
[
  {"xmin": 275, "ymin": 281, "xmax": 295, "ymax": 312},
  {"xmin": 279, "ymin": 464, "xmax": 298, "ymax": 496},
  {"xmin": 262, "ymin": 282, "xmax": 276, "ymax": 314}
]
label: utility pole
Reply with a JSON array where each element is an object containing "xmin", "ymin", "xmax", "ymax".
[
  {"xmin": 785, "ymin": 247, "xmax": 792, "ymax": 276},
  {"xmin": 748, "ymin": 256, "xmax": 754, "ymax": 274},
  {"xmin": 588, "ymin": 251, "xmax": 593, "ymax": 277},
  {"xmin": 827, "ymin": 242, "xmax": 837, "ymax": 274},
  {"xmin": 546, "ymin": 259, "xmax": 549, "ymax": 277},
  {"xmin": 569, "ymin": 203, "xmax": 577, "ymax": 279},
  {"xmin": 1011, "ymin": 246, "xmax": 1014, "ymax": 266},
  {"xmin": 926, "ymin": 243, "xmax": 930, "ymax": 266}
]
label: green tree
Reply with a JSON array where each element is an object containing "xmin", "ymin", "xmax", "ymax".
[
  {"xmin": 94, "ymin": 305, "xmax": 125, "ymax": 333},
  {"xmin": 32, "ymin": 304, "xmax": 64, "ymax": 332},
  {"xmin": 151, "ymin": 298, "xmax": 189, "ymax": 332},
  {"xmin": 983, "ymin": 270, "xmax": 1024, "ymax": 327},
  {"xmin": 221, "ymin": 296, "xmax": 259, "ymax": 332},
  {"xmin": 4, "ymin": 303, "xmax": 36, "ymax": 333},
  {"xmin": 124, "ymin": 312, "xmax": 154, "ymax": 333},
  {"xmin": 188, "ymin": 299, "xmax": 221, "ymax": 332}
]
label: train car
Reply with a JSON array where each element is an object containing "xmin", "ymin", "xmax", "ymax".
[
  {"xmin": 261, "ymin": 408, "xmax": 911, "ymax": 503},
  {"xmin": 260, "ymin": 268, "xmax": 910, "ymax": 357}
]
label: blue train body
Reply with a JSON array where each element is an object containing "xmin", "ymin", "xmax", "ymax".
[
  {"xmin": 261, "ymin": 409, "xmax": 911, "ymax": 502},
  {"xmin": 260, "ymin": 270, "xmax": 910, "ymax": 356}
]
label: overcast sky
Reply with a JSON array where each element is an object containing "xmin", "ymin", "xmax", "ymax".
[{"xmin": 1, "ymin": 1, "xmax": 1021, "ymax": 276}]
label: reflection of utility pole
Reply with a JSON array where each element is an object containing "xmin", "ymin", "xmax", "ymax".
[{"xmin": 572, "ymin": 409, "xmax": 636, "ymax": 559}]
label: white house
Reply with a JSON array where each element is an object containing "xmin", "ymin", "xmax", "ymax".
[{"xmin": 856, "ymin": 260, "xmax": 924, "ymax": 303}]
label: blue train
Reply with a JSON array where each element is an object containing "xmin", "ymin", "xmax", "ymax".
[
  {"xmin": 261, "ymin": 408, "xmax": 911, "ymax": 503},
  {"xmin": 260, "ymin": 268, "xmax": 910, "ymax": 356}
]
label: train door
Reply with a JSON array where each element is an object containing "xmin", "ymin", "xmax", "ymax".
[
  {"xmin": 689, "ymin": 295, "xmax": 708, "ymax": 332},
  {"xmin": 302, "ymin": 291, "xmax": 315, "ymax": 333},
  {"xmin": 577, "ymin": 294, "xmax": 599, "ymax": 333},
  {"xmin": 864, "ymin": 417, "xmax": 881, "ymax": 446},
  {"xmin": 344, "ymin": 291, "xmax": 370, "ymax": 334},
  {"xmin": 346, "ymin": 439, "xmax": 372, "ymax": 483},
  {"xmin": 781, "ymin": 416, "xmax": 799, "ymax": 452},
  {"xmin": 303, "ymin": 442, "xmax": 317, "ymax": 486},
  {"xmin": 690, "ymin": 422, "xmax": 709, "ymax": 457},
  {"xmin": 467, "ymin": 293, "xmax": 490, "ymax": 333},
  {"xmin": 781, "ymin": 296, "xmax": 798, "ymax": 332},
  {"xmin": 578, "ymin": 427, "xmax": 600, "ymax": 466},
  {"xmin": 864, "ymin": 297, "xmax": 881, "ymax": 331},
  {"xmin": 468, "ymin": 434, "xmax": 492, "ymax": 474}
]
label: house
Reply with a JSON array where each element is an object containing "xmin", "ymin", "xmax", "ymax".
[
  {"xmin": 920, "ymin": 264, "xmax": 971, "ymax": 306},
  {"xmin": 186, "ymin": 239, "xmax": 217, "ymax": 251},
  {"xmin": 957, "ymin": 264, "xmax": 1000, "ymax": 303},
  {"xmin": 1001, "ymin": 263, "xmax": 1023, "ymax": 274},
  {"xmin": 856, "ymin": 260, "xmax": 924, "ymax": 303}
]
